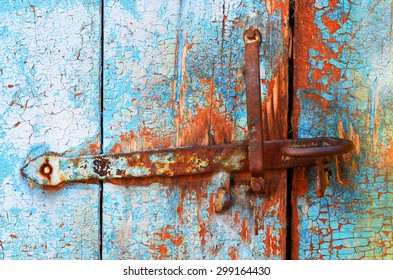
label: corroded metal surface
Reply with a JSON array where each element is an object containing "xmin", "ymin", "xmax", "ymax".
[
  {"xmin": 0, "ymin": 1, "xmax": 101, "ymax": 259},
  {"xmin": 292, "ymin": 0, "xmax": 393, "ymax": 259},
  {"xmin": 21, "ymin": 138, "xmax": 353, "ymax": 188},
  {"xmin": 244, "ymin": 28, "xmax": 264, "ymax": 180}
]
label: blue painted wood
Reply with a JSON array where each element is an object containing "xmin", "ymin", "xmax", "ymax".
[
  {"xmin": 103, "ymin": 0, "xmax": 290, "ymax": 259},
  {"xmin": 292, "ymin": 0, "xmax": 393, "ymax": 259},
  {"xmin": 0, "ymin": 1, "xmax": 101, "ymax": 259}
]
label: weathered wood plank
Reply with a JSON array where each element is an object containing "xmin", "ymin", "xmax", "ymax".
[
  {"xmin": 103, "ymin": 0, "xmax": 289, "ymax": 259},
  {"xmin": 292, "ymin": 0, "xmax": 393, "ymax": 259},
  {"xmin": 0, "ymin": 1, "xmax": 101, "ymax": 259}
]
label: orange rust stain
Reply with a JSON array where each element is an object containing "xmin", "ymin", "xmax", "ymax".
[
  {"xmin": 233, "ymin": 211, "xmax": 241, "ymax": 226},
  {"xmin": 28, "ymin": 182, "xmax": 35, "ymax": 190},
  {"xmin": 14, "ymin": 122, "xmax": 20, "ymax": 127},
  {"xmin": 179, "ymin": 75, "xmax": 235, "ymax": 147},
  {"xmin": 264, "ymin": 70, "xmax": 289, "ymax": 139},
  {"xmin": 172, "ymin": 237, "xmax": 183, "ymax": 247},
  {"xmin": 207, "ymin": 195, "xmax": 215, "ymax": 217},
  {"xmin": 265, "ymin": 0, "xmax": 287, "ymax": 15},
  {"xmin": 8, "ymin": 85, "xmax": 14, "ymax": 88},
  {"xmin": 111, "ymin": 123, "xmax": 174, "ymax": 153},
  {"xmin": 177, "ymin": 189, "xmax": 186, "ymax": 219},
  {"xmin": 228, "ymin": 247, "xmax": 239, "ymax": 260},
  {"xmin": 305, "ymin": 93, "xmax": 330, "ymax": 109},
  {"xmin": 234, "ymin": 83, "xmax": 242, "ymax": 93},
  {"xmin": 340, "ymin": 13, "xmax": 350, "ymax": 24},
  {"xmin": 89, "ymin": 142, "xmax": 100, "ymax": 153},
  {"xmin": 291, "ymin": 167, "xmax": 308, "ymax": 259},
  {"xmin": 265, "ymin": 0, "xmax": 274, "ymax": 15},
  {"xmin": 199, "ymin": 221, "xmax": 207, "ymax": 246},
  {"xmin": 293, "ymin": 1, "xmax": 344, "ymax": 134},
  {"xmin": 334, "ymin": 244, "xmax": 347, "ymax": 250},
  {"xmin": 232, "ymin": 17, "xmax": 243, "ymax": 29},
  {"xmin": 264, "ymin": 226, "xmax": 282, "ymax": 259},
  {"xmin": 157, "ymin": 225, "xmax": 184, "ymax": 247},
  {"xmin": 110, "ymin": 143, "xmax": 122, "ymax": 154},
  {"xmin": 10, "ymin": 234, "xmax": 18, "ymax": 239},
  {"xmin": 328, "ymin": 0, "xmax": 340, "ymax": 7},
  {"xmin": 239, "ymin": 219, "xmax": 250, "ymax": 243},
  {"xmin": 158, "ymin": 245, "xmax": 168, "ymax": 259},
  {"xmin": 322, "ymin": 15, "xmax": 341, "ymax": 34}
]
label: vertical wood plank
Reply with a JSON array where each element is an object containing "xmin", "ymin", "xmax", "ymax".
[
  {"xmin": 292, "ymin": 0, "xmax": 393, "ymax": 259},
  {"xmin": 103, "ymin": 0, "xmax": 289, "ymax": 259},
  {"xmin": 0, "ymin": 1, "xmax": 101, "ymax": 259}
]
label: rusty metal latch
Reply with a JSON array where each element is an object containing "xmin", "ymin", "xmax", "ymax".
[{"xmin": 21, "ymin": 28, "xmax": 354, "ymax": 197}]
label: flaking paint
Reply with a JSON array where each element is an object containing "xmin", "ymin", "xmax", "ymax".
[
  {"xmin": 0, "ymin": 1, "xmax": 101, "ymax": 259},
  {"xmin": 293, "ymin": 0, "xmax": 393, "ymax": 259}
]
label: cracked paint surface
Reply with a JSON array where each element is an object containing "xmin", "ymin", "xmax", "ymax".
[
  {"xmin": 103, "ymin": 0, "xmax": 290, "ymax": 259},
  {"xmin": 292, "ymin": 0, "xmax": 393, "ymax": 259},
  {"xmin": 0, "ymin": 1, "xmax": 101, "ymax": 259}
]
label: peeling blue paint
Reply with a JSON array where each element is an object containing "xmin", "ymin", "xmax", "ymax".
[{"xmin": 295, "ymin": 0, "xmax": 393, "ymax": 259}]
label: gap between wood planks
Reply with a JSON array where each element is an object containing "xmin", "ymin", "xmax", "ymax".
[
  {"xmin": 99, "ymin": 0, "xmax": 105, "ymax": 261},
  {"xmin": 286, "ymin": 0, "xmax": 295, "ymax": 260}
]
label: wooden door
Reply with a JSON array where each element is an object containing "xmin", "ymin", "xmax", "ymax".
[
  {"xmin": 2, "ymin": 0, "xmax": 392, "ymax": 261},
  {"xmin": 101, "ymin": 0, "xmax": 290, "ymax": 259},
  {"xmin": 0, "ymin": 1, "xmax": 101, "ymax": 259},
  {"xmin": 292, "ymin": 0, "xmax": 393, "ymax": 259}
]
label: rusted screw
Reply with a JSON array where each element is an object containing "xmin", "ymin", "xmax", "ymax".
[
  {"xmin": 251, "ymin": 181, "xmax": 263, "ymax": 193},
  {"xmin": 244, "ymin": 28, "xmax": 261, "ymax": 44},
  {"xmin": 251, "ymin": 178, "xmax": 265, "ymax": 194},
  {"xmin": 214, "ymin": 188, "xmax": 232, "ymax": 213}
]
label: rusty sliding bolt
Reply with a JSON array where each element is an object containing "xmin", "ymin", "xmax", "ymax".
[
  {"xmin": 20, "ymin": 27, "xmax": 354, "ymax": 197},
  {"xmin": 20, "ymin": 138, "xmax": 353, "ymax": 192}
]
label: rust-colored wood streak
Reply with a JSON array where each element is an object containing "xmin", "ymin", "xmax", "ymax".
[{"xmin": 292, "ymin": 0, "xmax": 393, "ymax": 259}]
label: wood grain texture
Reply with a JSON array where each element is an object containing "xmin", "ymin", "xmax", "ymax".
[
  {"xmin": 0, "ymin": 1, "xmax": 101, "ymax": 259},
  {"xmin": 292, "ymin": 0, "xmax": 393, "ymax": 259},
  {"xmin": 103, "ymin": 0, "xmax": 289, "ymax": 259}
]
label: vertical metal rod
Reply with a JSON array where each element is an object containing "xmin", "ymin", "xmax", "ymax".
[{"xmin": 244, "ymin": 28, "xmax": 264, "ymax": 192}]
